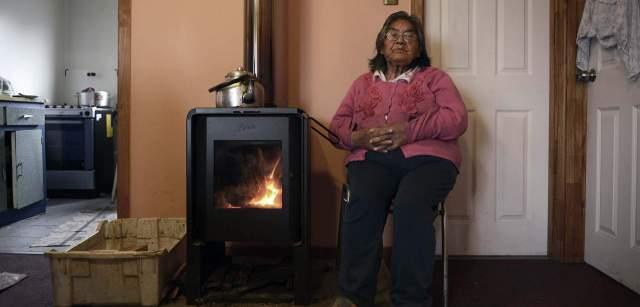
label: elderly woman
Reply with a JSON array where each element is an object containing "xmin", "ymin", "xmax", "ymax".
[{"xmin": 330, "ymin": 11, "xmax": 467, "ymax": 307}]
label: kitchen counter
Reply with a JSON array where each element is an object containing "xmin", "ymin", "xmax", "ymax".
[{"xmin": 0, "ymin": 94, "xmax": 45, "ymax": 104}]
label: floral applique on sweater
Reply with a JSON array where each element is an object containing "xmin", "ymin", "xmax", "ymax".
[
  {"xmin": 399, "ymin": 73, "xmax": 428, "ymax": 116},
  {"xmin": 355, "ymin": 81, "xmax": 381, "ymax": 120}
]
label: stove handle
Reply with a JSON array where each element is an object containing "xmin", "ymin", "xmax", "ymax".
[
  {"xmin": 308, "ymin": 116, "xmax": 339, "ymax": 146},
  {"xmin": 19, "ymin": 114, "xmax": 33, "ymax": 120},
  {"xmin": 44, "ymin": 120, "xmax": 84, "ymax": 124}
]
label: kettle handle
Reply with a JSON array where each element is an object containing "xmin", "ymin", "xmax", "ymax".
[
  {"xmin": 242, "ymin": 79, "xmax": 256, "ymax": 104},
  {"xmin": 208, "ymin": 74, "xmax": 253, "ymax": 93}
]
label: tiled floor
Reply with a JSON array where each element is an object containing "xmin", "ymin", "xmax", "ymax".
[{"xmin": 0, "ymin": 197, "xmax": 116, "ymax": 254}]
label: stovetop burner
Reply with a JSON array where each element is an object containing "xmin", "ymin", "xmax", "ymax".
[
  {"xmin": 45, "ymin": 104, "xmax": 93, "ymax": 109},
  {"xmin": 44, "ymin": 104, "xmax": 114, "ymax": 117}
]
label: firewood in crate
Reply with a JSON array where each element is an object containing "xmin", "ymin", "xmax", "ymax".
[
  {"xmin": 161, "ymin": 262, "xmax": 186, "ymax": 302},
  {"xmin": 169, "ymin": 285, "xmax": 180, "ymax": 300}
]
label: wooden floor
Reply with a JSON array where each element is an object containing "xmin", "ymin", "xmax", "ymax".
[{"xmin": 1, "ymin": 254, "xmax": 639, "ymax": 307}]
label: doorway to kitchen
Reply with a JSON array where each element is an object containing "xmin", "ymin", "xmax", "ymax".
[{"xmin": 0, "ymin": 0, "xmax": 119, "ymax": 254}]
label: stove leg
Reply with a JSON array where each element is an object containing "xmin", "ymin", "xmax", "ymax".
[
  {"xmin": 186, "ymin": 240, "xmax": 224, "ymax": 305},
  {"xmin": 294, "ymin": 240, "xmax": 312, "ymax": 305}
]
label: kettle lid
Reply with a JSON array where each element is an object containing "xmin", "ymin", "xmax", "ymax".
[{"xmin": 225, "ymin": 66, "xmax": 255, "ymax": 80}]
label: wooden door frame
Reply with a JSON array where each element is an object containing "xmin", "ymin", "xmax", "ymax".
[
  {"xmin": 116, "ymin": 0, "xmax": 586, "ymax": 262},
  {"xmin": 548, "ymin": 0, "xmax": 587, "ymax": 263},
  {"xmin": 117, "ymin": 0, "xmax": 131, "ymax": 218}
]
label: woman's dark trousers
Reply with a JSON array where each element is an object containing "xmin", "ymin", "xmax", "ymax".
[{"xmin": 339, "ymin": 151, "xmax": 457, "ymax": 307}]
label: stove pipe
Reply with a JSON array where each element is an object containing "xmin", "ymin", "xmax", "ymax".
[{"xmin": 244, "ymin": 0, "xmax": 273, "ymax": 106}]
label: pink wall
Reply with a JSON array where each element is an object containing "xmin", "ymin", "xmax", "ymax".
[
  {"xmin": 129, "ymin": 0, "xmax": 244, "ymax": 217},
  {"xmin": 286, "ymin": 0, "xmax": 410, "ymax": 246},
  {"xmin": 128, "ymin": 0, "xmax": 411, "ymax": 246}
]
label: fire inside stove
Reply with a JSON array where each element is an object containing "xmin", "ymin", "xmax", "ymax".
[{"xmin": 213, "ymin": 141, "xmax": 282, "ymax": 209}]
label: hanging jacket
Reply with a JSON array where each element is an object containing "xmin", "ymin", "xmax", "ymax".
[{"xmin": 576, "ymin": 0, "xmax": 640, "ymax": 80}]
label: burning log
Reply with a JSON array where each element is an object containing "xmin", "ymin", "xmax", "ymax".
[{"xmin": 214, "ymin": 145, "xmax": 283, "ymax": 209}]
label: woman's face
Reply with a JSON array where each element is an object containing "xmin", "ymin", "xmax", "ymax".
[{"xmin": 381, "ymin": 19, "xmax": 420, "ymax": 68}]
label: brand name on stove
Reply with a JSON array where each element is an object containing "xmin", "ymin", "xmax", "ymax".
[{"xmin": 237, "ymin": 123, "xmax": 256, "ymax": 132}]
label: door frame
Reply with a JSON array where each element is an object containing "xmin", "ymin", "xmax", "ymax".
[
  {"xmin": 116, "ymin": 0, "xmax": 131, "ymax": 218},
  {"xmin": 116, "ymin": 0, "xmax": 587, "ymax": 262},
  {"xmin": 548, "ymin": 0, "xmax": 587, "ymax": 263}
]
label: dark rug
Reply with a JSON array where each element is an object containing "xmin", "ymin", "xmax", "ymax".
[
  {"xmin": 0, "ymin": 254, "xmax": 53, "ymax": 307},
  {"xmin": 437, "ymin": 258, "xmax": 640, "ymax": 307},
  {"xmin": 0, "ymin": 253, "xmax": 639, "ymax": 307}
]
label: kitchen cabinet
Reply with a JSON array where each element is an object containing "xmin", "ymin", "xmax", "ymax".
[
  {"xmin": 0, "ymin": 99, "xmax": 47, "ymax": 227},
  {"xmin": 0, "ymin": 133, "xmax": 7, "ymax": 212},
  {"xmin": 11, "ymin": 129, "xmax": 44, "ymax": 209}
]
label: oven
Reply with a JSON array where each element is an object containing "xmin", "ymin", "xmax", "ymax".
[
  {"xmin": 45, "ymin": 115, "xmax": 94, "ymax": 171},
  {"xmin": 44, "ymin": 105, "xmax": 115, "ymax": 194},
  {"xmin": 45, "ymin": 106, "xmax": 95, "ymax": 191}
]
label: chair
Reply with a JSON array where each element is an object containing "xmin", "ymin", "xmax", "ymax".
[{"xmin": 336, "ymin": 184, "xmax": 449, "ymax": 307}]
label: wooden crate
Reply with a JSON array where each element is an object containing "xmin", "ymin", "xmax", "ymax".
[{"xmin": 46, "ymin": 218, "xmax": 186, "ymax": 306}]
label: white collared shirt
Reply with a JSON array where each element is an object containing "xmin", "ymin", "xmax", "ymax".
[{"xmin": 373, "ymin": 67, "xmax": 417, "ymax": 83}]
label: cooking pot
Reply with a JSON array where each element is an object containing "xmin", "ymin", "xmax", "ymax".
[
  {"xmin": 208, "ymin": 67, "xmax": 264, "ymax": 108},
  {"xmin": 75, "ymin": 87, "xmax": 95, "ymax": 106},
  {"xmin": 94, "ymin": 91, "xmax": 110, "ymax": 107}
]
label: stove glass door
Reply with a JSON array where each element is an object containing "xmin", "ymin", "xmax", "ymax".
[{"xmin": 213, "ymin": 140, "xmax": 282, "ymax": 209}]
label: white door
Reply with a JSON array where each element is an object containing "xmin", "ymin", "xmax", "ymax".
[
  {"xmin": 585, "ymin": 42, "xmax": 640, "ymax": 294},
  {"xmin": 424, "ymin": 0, "xmax": 549, "ymax": 255}
]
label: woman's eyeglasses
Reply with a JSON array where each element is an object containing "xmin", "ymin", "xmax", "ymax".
[{"xmin": 385, "ymin": 30, "xmax": 418, "ymax": 42}]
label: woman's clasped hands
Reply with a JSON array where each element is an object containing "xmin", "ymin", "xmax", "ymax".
[{"xmin": 352, "ymin": 121, "xmax": 408, "ymax": 153}]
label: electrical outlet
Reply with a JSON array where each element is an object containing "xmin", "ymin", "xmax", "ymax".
[{"xmin": 384, "ymin": 0, "xmax": 399, "ymax": 5}]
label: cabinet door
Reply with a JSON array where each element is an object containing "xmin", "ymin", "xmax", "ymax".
[
  {"xmin": 0, "ymin": 132, "xmax": 7, "ymax": 212},
  {"xmin": 11, "ymin": 130, "xmax": 44, "ymax": 209}
]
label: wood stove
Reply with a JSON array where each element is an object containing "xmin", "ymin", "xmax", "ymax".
[{"xmin": 186, "ymin": 108, "xmax": 311, "ymax": 304}]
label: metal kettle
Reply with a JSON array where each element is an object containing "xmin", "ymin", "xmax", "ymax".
[{"xmin": 208, "ymin": 67, "xmax": 265, "ymax": 108}]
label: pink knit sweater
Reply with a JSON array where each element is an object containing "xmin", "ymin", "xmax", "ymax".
[{"xmin": 330, "ymin": 67, "xmax": 468, "ymax": 169}]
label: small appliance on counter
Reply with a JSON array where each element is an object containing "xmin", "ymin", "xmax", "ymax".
[
  {"xmin": 44, "ymin": 104, "xmax": 116, "ymax": 197},
  {"xmin": 0, "ymin": 76, "xmax": 45, "ymax": 103},
  {"xmin": 0, "ymin": 75, "xmax": 15, "ymax": 95}
]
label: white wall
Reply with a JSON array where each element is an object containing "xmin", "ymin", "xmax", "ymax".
[
  {"xmin": 0, "ymin": 0, "xmax": 66, "ymax": 102},
  {"xmin": 61, "ymin": 0, "xmax": 117, "ymax": 106},
  {"xmin": 0, "ymin": 0, "xmax": 117, "ymax": 105}
]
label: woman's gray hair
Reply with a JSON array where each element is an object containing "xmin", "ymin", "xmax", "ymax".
[{"xmin": 369, "ymin": 11, "xmax": 431, "ymax": 73}]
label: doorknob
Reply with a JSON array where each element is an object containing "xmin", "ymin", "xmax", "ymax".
[{"xmin": 577, "ymin": 68, "xmax": 597, "ymax": 82}]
